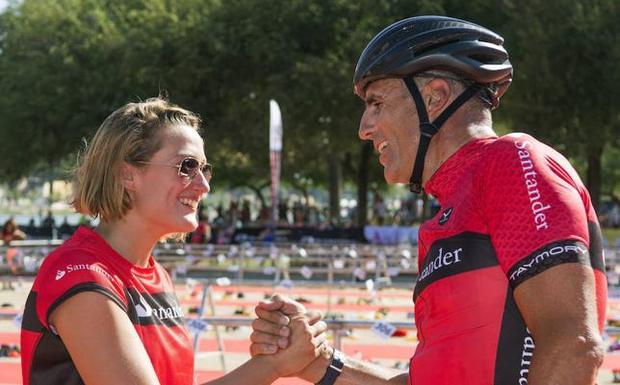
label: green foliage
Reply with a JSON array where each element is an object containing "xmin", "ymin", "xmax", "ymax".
[
  {"xmin": 504, "ymin": 0, "xmax": 619, "ymax": 145},
  {"xmin": 602, "ymin": 146, "xmax": 620, "ymax": 199},
  {"xmin": 499, "ymin": 0, "xmax": 620, "ymax": 206},
  {"xmin": 0, "ymin": 0, "xmax": 618, "ymax": 209},
  {"xmin": 0, "ymin": 0, "xmax": 213, "ymax": 179}
]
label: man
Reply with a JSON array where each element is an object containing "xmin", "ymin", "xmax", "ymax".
[{"xmin": 252, "ymin": 15, "xmax": 607, "ymax": 385}]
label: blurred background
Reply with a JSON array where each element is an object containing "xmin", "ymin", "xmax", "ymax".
[{"xmin": 0, "ymin": 0, "xmax": 619, "ymax": 384}]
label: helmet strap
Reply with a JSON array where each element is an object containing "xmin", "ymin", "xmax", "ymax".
[{"xmin": 403, "ymin": 77, "xmax": 481, "ymax": 193}]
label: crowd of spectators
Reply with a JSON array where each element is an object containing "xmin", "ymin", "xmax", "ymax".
[
  {"xmin": 3, "ymin": 194, "xmax": 618, "ymax": 245},
  {"xmin": 601, "ymin": 198, "xmax": 620, "ymax": 228}
]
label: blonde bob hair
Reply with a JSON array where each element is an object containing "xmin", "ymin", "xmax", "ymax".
[{"xmin": 71, "ymin": 98, "xmax": 202, "ymax": 223}]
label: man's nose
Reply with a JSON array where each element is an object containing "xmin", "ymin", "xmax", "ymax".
[{"xmin": 358, "ymin": 110, "xmax": 374, "ymax": 141}]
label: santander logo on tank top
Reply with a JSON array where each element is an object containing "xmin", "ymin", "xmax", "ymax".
[
  {"xmin": 418, "ymin": 246, "xmax": 464, "ymax": 282},
  {"xmin": 513, "ymin": 136, "xmax": 552, "ymax": 231}
]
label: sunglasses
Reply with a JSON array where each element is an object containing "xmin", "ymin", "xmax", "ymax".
[{"xmin": 138, "ymin": 157, "xmax": 213, "ymax": 181}]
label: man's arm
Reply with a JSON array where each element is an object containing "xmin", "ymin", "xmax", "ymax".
[
  {"xmin": 252, "ymin": 296, "xmax": 408, "ymax": 385},
  {"xmin": 514, "ymin": 263, "xmax": 605, "ymax": 385},
  {"xmin": 207, "ymin": 312, "xmax": 328, "ymax": 385},
  {"xmin": 299, "ymin": 351, "xmax": 408, "ymax": 385}
]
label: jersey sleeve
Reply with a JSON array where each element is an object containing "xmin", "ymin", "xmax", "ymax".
[
  {"xmin": 481, "ymin": 134, "xmax": 592, "ymax": 288},
  {"xmin": 35, "ymin": 249, "xmax": 127, "ymax": 331}
]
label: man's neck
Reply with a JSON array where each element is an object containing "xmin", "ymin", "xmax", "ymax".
[{"xmin": 422, "ymin": 112, "xmax": 495, "ymax": 183}]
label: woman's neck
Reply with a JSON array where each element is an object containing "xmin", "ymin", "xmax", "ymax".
[{"xmin": 94, "ymin": 217, "xmax": 160, "ymax": 268}]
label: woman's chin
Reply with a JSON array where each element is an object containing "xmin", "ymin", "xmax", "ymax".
[{"xmin": 171, "ymin": 218, "xmax": 198, "ymax": 234}]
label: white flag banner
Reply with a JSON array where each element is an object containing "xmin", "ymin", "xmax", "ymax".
[
  {"xmin": 13, "ymin": 312, "xmax": 23, "ymax": 329},
  {"xmin": 217, "ymin": 254, "xmax": 227, "ymax": 263},
  {"xmin": 400, "ymin": 258, "xmax": 411, "ymax": 269},
  {"xmin": 175, "ymin": 264, "xmax": 188, "ymax": 275},
  {"xmin": 269, "ymin": 100, "xmax": 283, "ymax": 152},
  {"xmin": 371, "ymin": 321, "xmax": 397, "ymax": 339},
  {"xmin": 187, "ymin": 318, "xmax": 209, "ymax": 336},
  {"xmin": 365, "ymin": 279, "xmax": 375, "ymax": 292},
  {"xmin": 365, "ymin": 260, "xmax": 377, "ymax": 270},
  {"xmin": 353, "ymin": 267, "xmax": 366, "ymax": 280},
  {"xmin": 300, "ymin": 266, "xmax": 313, "ymax": 279},
  {"xmin": 269, "ymin": 99, "xmax": 283, "ymax": 225}
]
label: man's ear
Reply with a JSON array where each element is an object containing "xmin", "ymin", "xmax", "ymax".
[
  {"xmin": 423, "ymin": 78, "xmax": 451, "ymax": 120},
  {"xmin": 119, "ymin": 162, "xmax": 137, "ymax": 191}
]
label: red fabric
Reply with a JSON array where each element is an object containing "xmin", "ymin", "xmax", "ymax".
[
  {"xmin": 410, "ymin": 134, "xmax": 606, "ymax": 385},
  {"xmin": 21, "ymin": 227, "xmax": 195, "ymax": 385}
]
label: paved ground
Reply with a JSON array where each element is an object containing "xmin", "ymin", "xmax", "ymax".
[{"xmin": 1, "ymin": 278, "xmax": 619, "ymax": 384}]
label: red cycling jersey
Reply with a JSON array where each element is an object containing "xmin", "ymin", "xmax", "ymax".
[
  {"xmin": 20, "ymin": 226, "xmax": 195, "ymax": 385},
  {"xmin": 409, "ymin": 134, "xmax": 606, "ymax": 385}
]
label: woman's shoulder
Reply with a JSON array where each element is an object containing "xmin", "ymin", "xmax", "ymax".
[{"xmin": 36, "ymin": 236, "xmax": 121, "ymax": 292}]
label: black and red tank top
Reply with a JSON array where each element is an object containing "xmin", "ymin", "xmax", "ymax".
[
  {"xmin": 409, "ymin": 134, "xmax": 606, "ymax": 385},
  {"xmin": 20, "ymin": 226, "xmax": 195, "ymax": 385}
]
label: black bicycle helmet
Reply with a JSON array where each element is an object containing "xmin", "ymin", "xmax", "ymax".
[
  {"xmin": 353, "ymin": 16, "xmax": 512, "ymax": 193},
  {"xmin": 353, "ymin": 15, "xmax": 512, "ymax": 105}
]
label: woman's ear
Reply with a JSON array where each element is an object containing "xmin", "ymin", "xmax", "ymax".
[{"xmin": 119, "ymin": 162, "xmax": 137, "ymax": 191}]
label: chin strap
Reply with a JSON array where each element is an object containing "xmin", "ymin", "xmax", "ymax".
[{"xmin": 403, "ymin": 77, "xmax": 482, "ymax": 193}]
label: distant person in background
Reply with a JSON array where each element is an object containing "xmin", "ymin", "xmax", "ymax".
[
  {"xmin": 293, "ymin": 202, "xmax": 305, "ymax": 227},
  {"xmin": 41, "ymin": 211, "xmax": 55, "ymax": 229},
  {"xmin": 41, "ymin": 210, "xmax": 56, "ymax": 238},
  {"xmin": 228, "ymin": 199, "xmax": 240, "ymax": 227},
  {"xmin": 20, "ymin": 97, "xmax": 326, "ymax": 385},
  {"xmin": 58, "ymin": 216, "xmax": 74, "ymax": 239},
  {"xmin": 190, "ymin": 207, "xmax": 211, "ymax": 244},
  {"xmin": 278, "ymin": 201, "xmax": 290, "ymax": 225},
  {"xmin": 372, "ymin": 191, "xmax": 387, "ymax": 225},
  {"xmin": 241, "ymin": 199, "xmax": 252, "ymax": 225},
  {"xmin": 2, "ymin": 218, "xmax": 26, "ymax": 244},
  {"xmin": 610, "ymin": 200, "xmax": 620, "ymax": 228},
  {"xmin": 1, "ymin": 218, "xmax": 25, "ymax": 290}
]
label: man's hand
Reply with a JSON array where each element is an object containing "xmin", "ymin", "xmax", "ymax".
[
  {"xmin": 251, "ymin": 294, "xmax": 322, "ymax": 353},
  {"xmin": 250, "ymin": 295, "xmax": 332, "ymax": 379}
]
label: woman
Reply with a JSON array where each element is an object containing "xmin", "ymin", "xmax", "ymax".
[
  {"xmin": 20, "ymin": 98, "xmax": 326, "ymax": 385},
  {"xmin": 2, "ymin": 218, "xmax": 26, "ymax": 244}
]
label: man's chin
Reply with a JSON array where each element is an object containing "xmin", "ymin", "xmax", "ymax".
[{"xmin": 384, "ymin": 170, "xmax": 408, "ymax": 185}]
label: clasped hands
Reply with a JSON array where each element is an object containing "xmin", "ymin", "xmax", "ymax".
[{"xmin": 250, "ymin": 294, "xmax": 333, "ymax": 382}]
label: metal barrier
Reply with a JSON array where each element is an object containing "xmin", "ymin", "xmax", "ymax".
[
  {"xmin": 0, "ymin": 309, "xmax": 412, "ymax": 371},
  {"xmin": 4, "ymin": 305, "xmax": 620, "ymax": 373},
  {"xmin": 3, "ymin": 311, "xmax": 620, "ymax": 337},
  {"xmin": 3, "ymin": 241, "xmax": 620, "ymax": 285},
  {"xmin": 0, "ymin": 242, "xmax": 420, "ymax": 286},
  {"xmin": 3, "ymin": 241, "xmax": 620, "ymax": 372}
]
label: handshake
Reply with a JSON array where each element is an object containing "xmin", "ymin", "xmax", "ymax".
[{"xmin": 249, "ymin": 294, "xmax": 336, "ymax": 383}]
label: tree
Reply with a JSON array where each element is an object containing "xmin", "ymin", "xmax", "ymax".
[
  {"xmin": 2, "ymin": 0, "xmax": 616, "ymax": 225},
  {"xmin": 502, "ymin": 0, "xmax": 620, "ymax": 210},
  {"xmin": 0, "ymin": 0, "xmax": 215, "ymax": 180}
]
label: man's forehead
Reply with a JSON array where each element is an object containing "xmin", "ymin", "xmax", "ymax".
[{"xmin": 364, "ymin": 78, "xmax": 403, "ymax": 99}]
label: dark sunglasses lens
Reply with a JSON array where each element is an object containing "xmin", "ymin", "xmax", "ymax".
[{"xmin": 180, "ymin": 158, "xmax": 200, "ymax": 176}]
